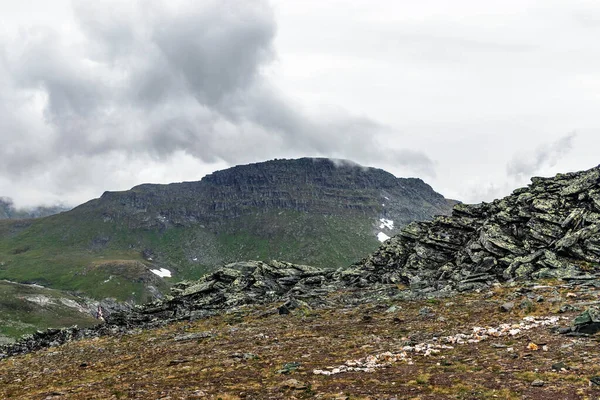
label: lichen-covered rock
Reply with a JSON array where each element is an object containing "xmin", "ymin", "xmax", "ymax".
[
  {"xmin": 105, "ymin": 260, "xmax": 337, "ymax": 326},
  {"xmin": 351, "ymin": 165, "xmax": 600, "ymax": 290},
  {"xmin": 0, "ymin": 260, "xmax": 338, "ymax": 359},
  {"xmin": 570, "ymin": 307, "xmax": 600, "ymax": 334}
]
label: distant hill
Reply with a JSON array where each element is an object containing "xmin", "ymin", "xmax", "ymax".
[
  {"xmin": 0, "ymin": 198, "xmax": 69, "ymax": 220},
  {"xmin": 0, "ymin": 158, "xmax": 455, "ymax": 302},
  {"xmin": 0, "ymin": 280, "xmax": 99, "ymax": 343}
]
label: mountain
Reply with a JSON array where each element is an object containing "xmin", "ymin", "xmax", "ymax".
[
  {"xmin": 0, "ymin": 158, "xmax": 454, "ymax": 303},
  {"xmin": 0, "ymin": 197, "xmax": 69, "ymax": 220},
  {"xmin": 43, "ymin": 163, "xmax": 600, "ymax": 331}
]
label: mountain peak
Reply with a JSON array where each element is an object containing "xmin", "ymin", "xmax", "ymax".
[{"xmin": 0, "ymin": 158, "xmax": 454, "ymax": 304}]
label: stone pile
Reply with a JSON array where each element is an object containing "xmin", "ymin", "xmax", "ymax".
[
  {"xmin": 345, "ymin": 165, "xmax": 600, "ymax": 292},
  {"xmin": 0, "ymin": 261, "xmax": 336, "ymax": 359},
  {"xmin": 107, "ymin": 260, "xmax": 337, "ymax": 326}
]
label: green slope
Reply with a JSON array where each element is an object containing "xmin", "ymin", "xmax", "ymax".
[{"xmin": 0, "ymin": 280, "xmax": 98, "ymax": 341}]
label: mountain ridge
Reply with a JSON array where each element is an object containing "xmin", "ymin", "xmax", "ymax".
[{"xmin": 79, "ymin": 157, "xmax": 452, "ymax": 228}]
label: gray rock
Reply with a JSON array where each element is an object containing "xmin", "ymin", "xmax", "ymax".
[
  {"xmin": 419, "ymin": 307, "xmax": 434, "ymax": 317},
  {"xmin": 280, "ymin": 379, "xmax": 307, "ymax": 390},
  {"xmin": 520, "ymin": 299, "xmax": 534, "ymax": 311},
  {"xmin": 589, "ymin": 376, "xmax": 600, "ymax": 386},
  {"xmin": 571, "ymin": 307, "xmax": 600, "ymax": 334},
  {"xmin": 500, "ymin": 302, "xmax": 515, "ymax": 312},
  {"xmin": 277, "ymin": 362, "xmax": 301, "ymax": 374},
  {"xmin": 552, "ymin": 362, "xmax": 569, "ymax": 371}
]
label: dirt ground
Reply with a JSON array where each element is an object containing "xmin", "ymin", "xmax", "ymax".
[{"xmin": 2, "ymin": 281, "xmax": 600, "ymax": 399}]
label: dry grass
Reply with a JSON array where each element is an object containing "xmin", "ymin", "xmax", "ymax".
[{"xmin": 1, "ymin": 281, "xmax": 600, "ymax": 399}]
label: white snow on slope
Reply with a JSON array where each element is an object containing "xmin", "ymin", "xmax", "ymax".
[
  {"xmin": 377, "ymin": 232, "xmax": 390, "ymax": 242},
  {"xmin": 24, "ymin": 295, "xmax": 55, "ymax": 306},
  {"xmin": 150, "ymin": 268, "xmax": 172, "ymax": 278},
  {"xmin": 379, "ymin": 218, "xmax": 394, "ymax": 230}
]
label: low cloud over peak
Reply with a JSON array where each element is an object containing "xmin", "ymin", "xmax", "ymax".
[
  {"xmin": 0, "ymin": 0, "xmax": 434, "ymax": 207},
  {"xmin": 507, "ymin": 132, "xmax": 577, "ymax": 179}
]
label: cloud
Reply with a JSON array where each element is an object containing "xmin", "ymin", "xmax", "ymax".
[
  {"xmin": 0, "ymin": 0, "xmax": 434, "ymax": 206},
  {"xmin": 506, "ymin": 132, "xmax": 577, "ymax": 179}
]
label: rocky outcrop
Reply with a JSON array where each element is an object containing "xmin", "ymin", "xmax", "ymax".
[
  {"xmin": 347, "ymin": 165, "xmax": 600, "ymax": 291},
  {"xmin": 107, "ymin": 260, "xmax": 337, "ymax": 326}
]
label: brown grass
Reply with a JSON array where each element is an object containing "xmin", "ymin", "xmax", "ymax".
[{"xmin": 1, "ymin": 281, "xmax": 600, "ymax": 399}]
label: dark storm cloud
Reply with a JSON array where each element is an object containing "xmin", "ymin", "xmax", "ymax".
[
  {"xmin": 152, "ymin": 2, "xmax": 276, "ymax": 106},
  {"xmin": 0, "ymin": 0, "xmax": 435, "ymax": 201},
  {"xmin": 506, "ymin": 132, "xmax": 577, "ymax": 179}
]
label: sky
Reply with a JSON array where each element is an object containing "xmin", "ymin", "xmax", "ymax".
[{"xmin": 0, "ymin": 0, "xmax": 598, "ymax": 207}]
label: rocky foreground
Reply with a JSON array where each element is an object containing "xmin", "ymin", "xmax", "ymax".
[{"xmin": 2, "ymin": 278, "xmax": 600, "ymax": 399}]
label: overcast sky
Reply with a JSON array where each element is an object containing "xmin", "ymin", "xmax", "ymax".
[{"xmin": 0, "ymin": 0, "xmax": 598, "ymax": 207}]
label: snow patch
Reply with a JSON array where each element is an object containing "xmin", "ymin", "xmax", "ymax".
[
  {"xmin": 377, "ymin": 232, "xmax": 390, "ymax": 242},
  {"xmin": 27, "ymin": 283, "xmax": 45, "ymax": 289},
  {"xmin": 24, "ymin": 295, "xmax": 54, "ymax": 306},
  {"xmin": 379, "ymin": 218, "xmax": 394, "ymax": 230},
  {"xmin": 150, "ymin": 268, "xmax": 172, "ymax": 278},
  {"xmin": 59, "ymin": 298, "xmax": 87, "ymax": 313}
]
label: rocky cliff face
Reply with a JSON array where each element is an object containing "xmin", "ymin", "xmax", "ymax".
[
  {"xmin": 348, "ymin": 165, "xmax": 600, "ymax": 291},
  {"xmin": 80, "ymin": 158, "xmax": 453, "ymax": 230}
]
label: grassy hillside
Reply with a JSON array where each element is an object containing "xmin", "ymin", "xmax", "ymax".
[
  {"xmin": 0, "ymin": 281, "xmax": 98, "ymax": 342},
  {"xmin": 0, "ymin": 210, "xmax": 378, "ymax": 301}
]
